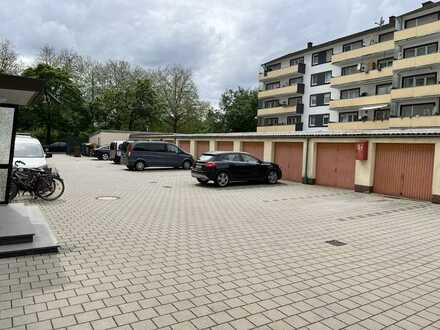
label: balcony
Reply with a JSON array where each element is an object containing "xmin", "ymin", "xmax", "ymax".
[
  {"xmin": 332, "ymin": 40, "xmax": 395, "ymax": 64},
  {"xmin": 328, "ymin": 120, "xmax": 390, "ymax": 131},
  {"xmin": 395, "ymin": 20, "xmax": 440, "ymax": 42},
  {"xmin": 259, "ymin": 63, "xmax": 305, "ymax": 82},
  {"xmin": 257, "ymin": 104, "xmax": 304, "ymax": 116},
  {"xmin": 258, "ymin": 83, "xmax": 305, "ymax": 99},
  {"xmin": 329, "ymin": 94, "xmax": 391, "ymax": 109},
  {"xmin": 331, "ymin": 67, "xmax": 393, "ymax": 87},
  {"xmin": 393, "ymin": 53, "xmax": 440, "ymax": 72},
  {"xmin": 391, "ymin": 84, "xmax": 440, "ymax": 100},
  {"xmin": 256, "ymin": 123, "xmax": 301, "ymax": 133}
]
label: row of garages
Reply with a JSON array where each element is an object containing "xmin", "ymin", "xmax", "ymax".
[{"xmin": 175, "ymin": 137, "xmax": 439, "ymax": 203}]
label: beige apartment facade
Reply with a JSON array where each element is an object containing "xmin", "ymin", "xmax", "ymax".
[{"xmin": 257, "ymin": 1, "xmax": 440, "ymax": 133}]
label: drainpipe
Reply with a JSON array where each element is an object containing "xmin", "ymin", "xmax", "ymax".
[{"xmin": 303, "ymin": 137, "xmax": 310, "ymax": 184}]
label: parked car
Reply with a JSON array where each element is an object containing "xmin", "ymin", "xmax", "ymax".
[
  {"xmin": 109, "ymin": 140, "xmax": 124, "ymax": 164},
  {"xmin": 13, "ymin": 135, "xmax": 52, "ymax": 168},
  {"xmin": 94, "ymin": 146, "xmax": 110, "ymax": 160},
  {"xmin": 122, "ymin": 141, "xmax": 193, "ymax": 171},
  {"xmin": 191, "ymin": 151, "xmax": 282, "ymax": 187},
  {"xmin": 48, "ymin": 141, "xmax": 68, "ymax": 153}
]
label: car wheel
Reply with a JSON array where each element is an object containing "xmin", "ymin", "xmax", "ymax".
[
  {"xmin": 182, "ymin": 160, "xmax": 192, "ymax": 170},
  {"xmin": 102, "ymin": 153, "xmax": 109, "ymax": 160},
  {"xmin": 197, "ymin": 178, "xmax": 208, "ymax": 185},
  {"xmin": 215, "ymin": 172, "xmax": 230, "ymax": 187},
  {"xmin": 135, "ymin": 161, "xmax": 145, "ymax": 171},
  {"xmin": 266, "ymin": 170, "xmax": 278, "ymax": 184}
]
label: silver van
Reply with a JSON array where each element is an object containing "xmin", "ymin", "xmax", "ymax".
[
  {"xmin": 109, "ymin": 140, "xmax": 124, "ymax": 164},
  {"xmin": 13, "ymin": 135, "xmax": 51, "ymax": 168}
]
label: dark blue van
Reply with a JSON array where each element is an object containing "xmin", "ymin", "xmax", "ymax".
[{"xmin": 123, "ymin": 141, "xmax": 193, "ymax": 171}]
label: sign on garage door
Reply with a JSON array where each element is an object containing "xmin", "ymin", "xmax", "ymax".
[
  {"xmin": 374, "ymin": 144, "xmax": 434, "ymax": 201},
  {"xmin": 316, "ymin": 143, "xmax": 356, "ymax": 189},
  {"xmin": 274, "ymin": 142, "xmax": 303, "ymax": 182},
  {"xmin": 242, "ymin": 142, "xmax": 264, "ymax": 160}
]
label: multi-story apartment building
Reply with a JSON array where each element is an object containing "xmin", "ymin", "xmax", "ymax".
[{"xmin": 257, "ymin": 1, "xmax": 440, "ymax": 132}]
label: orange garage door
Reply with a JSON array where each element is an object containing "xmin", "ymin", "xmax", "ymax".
[
  {"xmin": 316, "ymin": 143, "xmax": 356, "ymax": 189},
  {"xmin": 374, "ymin": 144, "xmax": 434, "ymax": 201},
  {"xmin": 179, "ymin": 140, "xmax": 190, "ymax": 153},
  {"xmin": 217, "ymin": 141, "xmax": 233, "ymax": 151},
  {"xmin": 196, "ymin": 141, "xmax": 209, "ymax": 158},
  {"xmin": 274, "ymin": 142, "xmax": 303, "ymax": 182},
  {"xmin": 242, "ymin": 142, "xmax": 264, "ymax": 160}
]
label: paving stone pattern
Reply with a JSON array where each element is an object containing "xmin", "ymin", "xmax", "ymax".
[{"xmin": 1, "ymin": 155, "xmax": 440, "ymax": 329}]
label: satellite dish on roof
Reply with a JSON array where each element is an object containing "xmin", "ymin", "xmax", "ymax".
[{"xmin": 375, "ymin": 16, "xmax": 385, "ymax": 28}]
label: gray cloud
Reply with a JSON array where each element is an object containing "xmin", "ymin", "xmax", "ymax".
[{"xmin": 1, "ymin": 0, "xmax": 421, "ymax": 105}]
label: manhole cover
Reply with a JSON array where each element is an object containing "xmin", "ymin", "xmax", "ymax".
[
  {"xmin": 96, "ymin": 196, "xmax": 120, "ymax": 201},
  {"xmin": 325, "ymin": 240, "xmax": 346, "ymax": 246}
]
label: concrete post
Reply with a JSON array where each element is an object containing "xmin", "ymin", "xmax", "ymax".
[
  {"xmin": 233, "ymin": 140, "xmax": 241, "ymax": 152},
  {"xmin": 263, "ymin": 141, "xmax": 273, "ymax": 162},
  {"xmin": 432, "ymin": 142, "xmax": 440, "ymax": 203},
  {"xmin": 209, "ymin": 140, "xmax": 216, "ymax": 151},
  {"xmin": 354, "ymin": 141, "xmax": 376, "ymax": 193},
  {"xmin": 190, "ymin": 140, "xmax": 196, "ymax": 158},
  {"xmin": 306, "ymin": 140, "xmax": 317, "ymax": 184}
]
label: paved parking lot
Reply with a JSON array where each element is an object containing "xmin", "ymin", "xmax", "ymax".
[{"xmin": 2, "ymin": 154, "xmax": 440, "ymax": 330}]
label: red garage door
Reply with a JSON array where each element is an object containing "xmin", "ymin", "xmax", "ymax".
[
  {"xmin": 274, "ymin": 142, "xmax": 303, "ymax": 182},
  {"xmin": 179, "ymin": 140, "xmax": 190, "ymax": 153},
  {"xmin": 196, "ymin": 141, "xmax": 209, "ymax": 158},
  {"xmin": 374, "ymin": 144, "xmax": 434, "ymax": 201},
  {"xmin": 242, "ymin": 142, "xmax": 264, "ymax": 160},
  {"xmin": 316, "ymin": 143, "xmax": 356, "ymax": 189},
  {"xmin": 217, "ymin": 141, "xmax": 233, "ymax": 151}
]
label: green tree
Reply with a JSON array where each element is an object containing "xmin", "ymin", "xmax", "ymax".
[
  {"xmin": 19, "ymin": 64, "xmax": 87, "ymax": 144},
  {"xmin": 220, "ymin": 87, "xmax": 258, "ymax": 132}
]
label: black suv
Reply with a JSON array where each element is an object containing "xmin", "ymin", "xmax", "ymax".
[{"xmin": 191, "ymin": 151, "xmax": 282, "ymax": 187}]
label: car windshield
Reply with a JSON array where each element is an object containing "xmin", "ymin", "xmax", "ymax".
[
  {"xmin": 14, "ymin": 142, "xmax": 44, "ymax": 158},
  {"xmin": 199, "ymin": 154, "xmax": 214, "ymax": 161}
]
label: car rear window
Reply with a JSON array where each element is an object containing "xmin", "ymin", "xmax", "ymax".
[
  {"xmin": 199, "ymin": 154, "xmax": 214, "ymax": 161},
  {"xmin": 216, "ymin": 153, "xmax": 242, "ymax": 161}
]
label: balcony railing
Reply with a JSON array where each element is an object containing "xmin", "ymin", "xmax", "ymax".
[
  {"xmin": 331, "ymin": 67, "xmax": 393, "ymax": 87},
  {"xmin": 395, "ymin": 20, "xmax": 440, "ymax": 42},
  {"xmin": 391, "ymin": 84, "xmax": 440, "ymax": 100},
  {"xmin": 328, "ymin": 120, "xmax": 390, "ymax": 130},
  {"xmin": 257, "ymin": 103, "xmax": 304, "ymax": 116},
  {"xmin": 332, "ymin": 40, "xmax": 395, "ymax": 64},
  {"xmin": 329, "ymin": 94, "xmax": 391, "ymax": 109},
  {"xmin": 328, "ymin": 115, "xmax": 440, "ymax": 130},
  {"xmin": 259, "ymin": 63, "xmax": 305, "ymax": 81},
  {"xmin": 258, "ymin": 83, "xmax": 305, "ymax": 99},
  {"xmin": 256, "ymin": 122, "xmax": 301, "ymax": 133},
  {"xmin": 393, "ymin": 53, "xmax": 440, "ymax": 71}
]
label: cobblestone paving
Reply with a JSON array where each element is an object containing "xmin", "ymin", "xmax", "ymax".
[{"xmin": 2, "ymin": 154, "xmax": 440, "ymax": 330}]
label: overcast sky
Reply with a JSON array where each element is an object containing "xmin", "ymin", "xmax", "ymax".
[{"xmin": 1, "ymin": 0, "xmax": 423, "ymax": 106}]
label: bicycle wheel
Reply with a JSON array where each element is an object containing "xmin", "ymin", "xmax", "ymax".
[
  {"xmin": 36, "ymin": 177, "xmax": 65, "ymax": 201},
  {"xmin": 8, "ymin": 182, "xmax": 18, "ymax": 202}
]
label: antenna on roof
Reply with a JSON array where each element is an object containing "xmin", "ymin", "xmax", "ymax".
[{"xmin": 375, "ymin": 16, "xmax": 385, "ymax": 28}]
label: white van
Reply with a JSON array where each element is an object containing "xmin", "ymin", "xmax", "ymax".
[{"xmin": 13, "ymin": 135, "xmax": 51, "ymax": 168}]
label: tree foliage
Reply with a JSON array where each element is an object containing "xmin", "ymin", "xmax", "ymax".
[
  {"xmin": 0, "ymin": 38, "xmax": 21, "ymax": 74},
  {"xmin": 219, "ymin": 87, "xmax": 258, "ymax": 132}
]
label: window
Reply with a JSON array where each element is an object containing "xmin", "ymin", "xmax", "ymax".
[
  {"xmin": 374, "ymin": 109, "xmax": 390, "ymax": 120},
  {"xmin": 379, "ymin": 31, "xmax": 394, "ymax": 42},
  {"xmin": 309, "ymin": 114, "xmax": 329, "ymax": 127},
  {"xmin": 266, "ymin": 63, "xmax": 281, "ymax": 72},
  {"xmin": 265, "ymin": 81, "xmax": 280, "ymax": 90},
  {"xmin": 311, "ymin": 71, "xmax": 332, "ymax": 86},
  {"xmin": 339, "ymin": 112, "xmax": 358, "ymax": 123},
  {"xmin": 264, "ymin": 99, "xmax": 279, "ymax": 108},
  {"xmin": 402, "ymin": 73, "xmax": 437, "ymax": 88},
  {"xmin": 405, "ymin": 12, "xmax": 439, "ymax": 29},
  {"xmin": 263, "ymin": 117, "xmax": 278, "ymax": 126},
  {"xmin": 241, "ymin": 154, "xmax": 259, "ymax": 163},
  {"xmin": 167, "ymin": 144, "xmax": 178, "ymax": 153},
  {"xmin": 218, "ymin": 153, "xmax": 241, "ymax": 162},
  {"xmin": 377, "ymin": 57, "xmax": 393, "ymax": 70},
  {"xmin": 287, "ymin": 116, "xmax": 301, "ymax": 124},
  {"xmin": 310, "ymin": 93, "xmax": 331, "ymax": 107},
  {"xmin": 400, "ymin": 103, "xmax": 436, "ymax": 117},
  {"xmin": 341, "ymin": 65, "xmax": 358, "ymax": 76},
  {"xmin": 376, "ymin": 84, "xmax": 392, "ymax": 95},
  {"xmin": 288, "ymin": 97, "xmax": 302, "ymax": 106},
  {"xmin": 290, "ymin": 57, "xmax": 304, "ymax": 66},
  {"xmin": 403, "ymin": 42, "xmax": 438, "ymax": 58},
  {"xmin": 133, "ymin": 143, "xmax": 165, "ymax": 152},
  {"xmin": 340, "ymin": 88, "xmax": 360, "ymax": 99},
  {"xmin": 312, "ymin": 49, "xmax": 333, "ymax": 66},
  {"xmin": 289, "ymin": 76, "xmax": 303, "ymax": 85},
  {"xmin": 343, "ymin": 40, "xmax": 363, "ymax": 52}
]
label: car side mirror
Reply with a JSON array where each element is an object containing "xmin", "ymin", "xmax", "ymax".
[{"xmin": 45, "ymin": 153, "xmax": 53, "ymax": 158}]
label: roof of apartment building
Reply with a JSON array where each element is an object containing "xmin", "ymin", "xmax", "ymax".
[{"xmin": 262, "ymin": 1, "xmax": 440, "ymax": 66}]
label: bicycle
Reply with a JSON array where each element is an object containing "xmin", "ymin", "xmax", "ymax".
[{"xmin": 9, "ymin": 160, "xmax": 65, "ymax": 202}]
